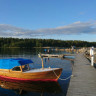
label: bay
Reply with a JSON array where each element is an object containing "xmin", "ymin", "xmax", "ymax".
[{"xmin": 0, "ymin": 48, "xmax": 73, "ymax": 96}]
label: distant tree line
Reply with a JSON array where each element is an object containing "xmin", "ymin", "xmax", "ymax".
[{"xmin": 0, "ymin": 37, "xmax": 96, "ymax": 48}]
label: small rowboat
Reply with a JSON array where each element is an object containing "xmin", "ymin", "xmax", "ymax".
[{"xmin": 0, "ymin": 58, "xmax": 62, "ymax": 82}]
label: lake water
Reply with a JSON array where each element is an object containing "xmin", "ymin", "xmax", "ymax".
[{"xmin": 0, "ymin": 48, "xmax": 73, "ymax": 96}]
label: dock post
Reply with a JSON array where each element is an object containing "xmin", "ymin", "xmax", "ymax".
[
  {"xmin": 91, "ymin": 56, "xmax": 94, "ymax": 66},
  {"xmin": 90, "ymin": 47, "xmax": 94, "ymax": 66}
]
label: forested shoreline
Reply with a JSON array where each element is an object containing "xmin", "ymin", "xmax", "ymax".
[{"xmin": 0, "ymin": 37, "xmax": 96, "ymax": 48}]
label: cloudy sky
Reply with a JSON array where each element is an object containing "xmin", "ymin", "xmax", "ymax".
[{"xmin": 0, "ymin": 0, "xmax": 96, "ymax": 41}]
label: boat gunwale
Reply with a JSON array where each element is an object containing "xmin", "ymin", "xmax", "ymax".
[{"xmin": 23, "ymin": 68, "xmax": 62, "ymax": 73}]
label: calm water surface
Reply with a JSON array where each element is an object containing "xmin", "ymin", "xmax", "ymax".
[{"xmin": 0, "ymin": 48, "xmax": 73, "ymax": 96}]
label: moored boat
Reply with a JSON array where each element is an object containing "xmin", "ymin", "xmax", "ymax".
[{"xmin": 0, "ymin": 58, "xmax": 62, "ymax": 82}]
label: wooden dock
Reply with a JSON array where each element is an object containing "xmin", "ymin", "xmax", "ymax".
[
  {"xmin": 38, "ymin": 53, "xmax": 75, "ymax": 58},
  {"xmin": 67, "ymin": 53, "xmax": 96, "ymax": 96}
]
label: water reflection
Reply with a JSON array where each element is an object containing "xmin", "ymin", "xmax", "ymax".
[{"xmin": 0, "ymin": 80, "xmax": 62, "ymax": 95}]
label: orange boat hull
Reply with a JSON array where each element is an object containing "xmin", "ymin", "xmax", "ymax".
[{"xmin": 0, "ymin": 68, "xmax": 62, "ymax": 82}]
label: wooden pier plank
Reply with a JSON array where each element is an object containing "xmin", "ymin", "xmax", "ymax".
[
  {"xmin": 67, "ymin": 53, "xmax": 96, "ymax": 96},
  {"xmin": 38, "ymin": 53, "xmax": 75, "ymax": 58},
  {"xmin": 39, "ymin": 54, "xmax": 64, "ymax": 58}
]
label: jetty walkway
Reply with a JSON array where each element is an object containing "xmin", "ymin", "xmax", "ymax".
[
  {"xmin": 38, "ymin": 53, "xmax": 75, "ymax": 58},
  {"xmin": 67, "ymin": 53, "xmax": 96, "ymax": 96}
]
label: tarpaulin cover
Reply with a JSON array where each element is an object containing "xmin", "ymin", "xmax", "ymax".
[{"xmin": 0, "ymin": 58, "xmax": 33, "ymax": 69}]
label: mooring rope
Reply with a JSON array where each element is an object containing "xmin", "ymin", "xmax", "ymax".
[{"xmin": 52, "ymin": 68, "xmax": 72, "ymax": 81}]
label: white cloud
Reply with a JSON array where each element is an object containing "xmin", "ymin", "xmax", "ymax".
[
  {"xmin": 0, "ymin": 21, "xmax": 96, "ymax": 38},
  {"xmin": 37, "ymin": 21, "xmax": 96, "ymax": 35}
]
